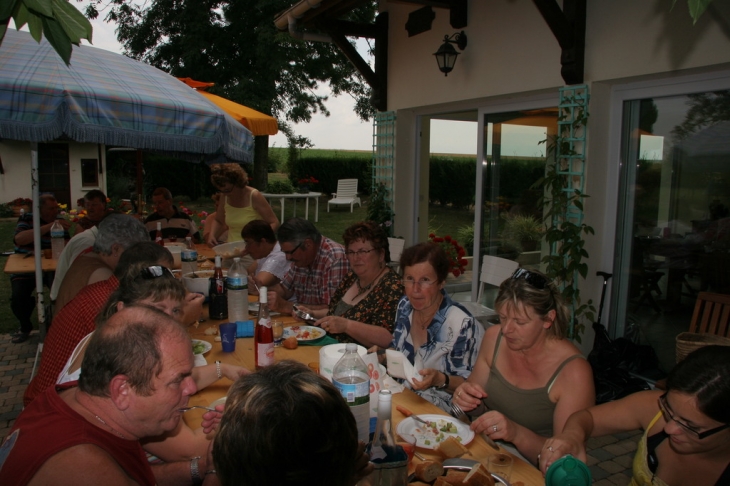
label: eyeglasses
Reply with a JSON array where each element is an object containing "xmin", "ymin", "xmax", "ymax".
[
  {"xmin": 658, "ymin": 393, "xmax": 729, "ymax": 440},
  {"xmin": 402, "ymin": 277, "xmax": 438, "ymax": 288},
  {"xmin": 345, "ymin": 248, "xmax": 378, "ymax": 258},
  {"xmin": 282, "ymin": 242, "xmax": 303, "ymax": 256},
  {"xmin": 510, "ymin": 268, "xmax": 549, "ymax": 290},
  {"xmin": 138, "ymin": 266, "xmax": 174, "ymax": 280}
]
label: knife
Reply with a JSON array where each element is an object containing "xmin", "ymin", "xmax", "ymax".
[{"xmin": 395, "ymin": 405, "xmax": 430, "ymax": 426}]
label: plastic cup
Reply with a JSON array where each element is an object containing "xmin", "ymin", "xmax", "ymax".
[
  {"xmin": 488, "ymin": 452, "xmax": 513, "ymax": 482},
  {"xmin": 235, "ymin": 320, "xmax": 254, "ymax": 338},
  {"xmin": 545, "ymin": 454, "xmax": 592, "ymax": 486},
  {"xmin": 272, "ymin": 320, "xmax": 284, "ymax": 347},
  {"xmin": 219, "ymin": 323, "xmax": 237, "ymax": 352}
]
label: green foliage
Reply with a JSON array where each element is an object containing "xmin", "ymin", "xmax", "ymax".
[
  {"xmin": 366, "ymin": 183, "xmax": 393, "ymax": 236},
  {"xmin": 499, "ymin": 214, "xmax": 543, "ymax": 253},
  {"xmin": 534, "ymin": 99, "xmax": 595, "ymax": 342},
  {"xmin": 456, "ymin": 223, "xmax": 475, "ymax": 256},
  {"xmin": 292, "ymin": 157, "xmax": 371, "ymax": 195},
  {"xmin": 0, "ymin": 0, "xmax": 93, "ymax": 65},
  {"xmin": 173, "ymin": 195, "xmax": 191, "ymax": 203},
  {"xmin": 0, "ymin": 203, "xmax": 13, "ymax": 218},
  {"xmin": 671, "ymin": 0, "xmax": 715, "ymax": 23},
  {"xmin": 429, "ymin": 157, "xmax": 476, "ymax": 208},
  {"xmin": 266, "ymin": 179, "xmax": 295, "ymax": 195}
]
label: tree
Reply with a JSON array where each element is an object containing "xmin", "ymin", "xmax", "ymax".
[
  {"xmin": 1, "ymin": 0, "xmax": 92, "ymax": 65},
  {"xmin": 83, "ymin": 0, "xmax": 375, "ymax": 190}
]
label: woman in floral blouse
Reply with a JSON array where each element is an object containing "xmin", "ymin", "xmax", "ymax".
[{"xmin": 298, "ymin": 221, "xmax": 403, "ymax": 348}]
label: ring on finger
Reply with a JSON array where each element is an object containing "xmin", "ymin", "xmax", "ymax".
[
  {"xmin": 548, "ymin": 446, "xmax": 554, "ymax": 452},
  {"xmin": 492, "ymin": 425, "xmax": 497, "ymax": 432},
  {"xmin": 457, "ymin": 391, "xmax": 461, "ymax": 398}
]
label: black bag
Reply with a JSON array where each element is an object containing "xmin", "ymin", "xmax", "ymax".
[{"xmin": 588, "ymin": 322, "xmax": 652, "ymax": 404}]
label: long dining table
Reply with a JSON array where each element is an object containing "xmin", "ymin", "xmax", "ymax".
[{"xmin": 183, "ymin": 306, "xmax": 544, "ymax": 485}]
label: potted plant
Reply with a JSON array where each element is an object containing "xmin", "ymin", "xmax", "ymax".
[
  {"xmin": 9, "ymin": 197, "xmax": 33, "ymax": 217},
  {"xmin": 297, "ymin": 175, "xmax": 318, "ymax": 194},
  {"xmin": 499, "ymin": 214, "xmax": 544, "ymax": 252},
  {"xmin": 428, "ymin": 233, "xmax": 469, "ymax": 277}
]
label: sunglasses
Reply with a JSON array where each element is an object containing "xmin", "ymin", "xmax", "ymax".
[
  {"xmin": 510, "ymin": 268, "xmax": 549, "ymax": 290},
  {"xmin": 138, "ymin": 266, "xmax": 174, "ymax": 280},
  {"xmin": 658, "ymin": 393, "xmax": 729, "ymax": 440},
  {"xmin": 282, "ymin": 242, "xmax": 303, "ymax": 256}
]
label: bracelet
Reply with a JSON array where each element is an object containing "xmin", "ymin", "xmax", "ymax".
[
  {"xmin": 190, "ymin": 456, "xmax": 202, "ymax": 485},
  {"xmin": 437, "ymin": 372, "xmax": 450, "ymax": 390},
  {"xmin": 215, "ymin": 361, "xmax": 222, "ymax": 380}
]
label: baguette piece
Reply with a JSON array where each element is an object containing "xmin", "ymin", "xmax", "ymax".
[
  {"xmin": 463, "ymin": 462, "xmax": 495, "ymax": 486},
  {"xmin": 414, "ymin": 460, "xmax": 445, "ymax": 483},
  {"xmin": 410, "ymin": 482, "xmax": 431, "ymax": 486},
  {"xmin": 437, "ymin": 436, "xmax": 469, "ymax": 458},
  {"xmin": 443, "ymin": 469, "xmax": 468, "ymax": 484},
  {"xmin": 434, "ymin": 478, "xmax": 451, "ymax": 486}
]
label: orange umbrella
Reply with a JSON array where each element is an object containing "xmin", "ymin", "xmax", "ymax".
[{"xmin": 178, "ymin": 77, "xmax": 278, "ymax": 136}]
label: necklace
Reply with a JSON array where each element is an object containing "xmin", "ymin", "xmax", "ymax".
[
  {"xmin": 354, "ymin": 267, "xmax": 386, "ymax": 299},
  {"xmin": 93, "ymin": 414, "xmax": 127, "ymax": 439}
]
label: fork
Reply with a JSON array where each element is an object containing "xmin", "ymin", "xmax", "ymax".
[
  {"xmin": 450, "ymin": 401, "xmax": 500, "ymax": 450},
  {"xmin": 178, "ymin": 405, "xmax": 218, "ymax": 413}
]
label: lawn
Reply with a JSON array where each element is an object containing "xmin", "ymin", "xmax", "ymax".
[{"xmin": 0, "ymin": 181, "xmax": 475, "ymax": 334}]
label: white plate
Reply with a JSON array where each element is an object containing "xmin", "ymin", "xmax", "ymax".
[
  {"xmin": 191, "ymin": 339, "xmax": 212, "ymax": 355},
  {"xmin": 283, "ymin": 325, "xmax": 326, "ymax": 341},
  {"xmin": 396, "ymin": 414, "xmax": 474, "ymax": 450}
]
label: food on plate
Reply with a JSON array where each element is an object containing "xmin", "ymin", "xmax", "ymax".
[
  {"xmin": 286, "ymin": 325, "xmax": 323, "ymax": 340},
  {"xmin": 464, "ymin": 463, "xmax": 495, "ymax": 486},
  {"xmin": 282, "ymin": 336, "xmax": 298, "ymax": 349},
  {"xmin": 415, "ymin": 460, "xmax": 444, "ymax": 483},
  {"xmin": 204, "ymin": 327, "xmax": 218, "ymax": 335},
  {"xmin": 415, "ymin": 418, "xmax": 462, "ymax": 446},
  {"xmin": 437, "ymin": 436, "xmax": 469, "ymax": 458},
  {"xmin": 192, "ymin": 341, "xmax": 208, "ymax": 355}
]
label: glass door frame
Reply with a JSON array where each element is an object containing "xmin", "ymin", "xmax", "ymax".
[
  {"xmin": 472, "ymin": 92, "xmax": 559, "ymax": 301},
  {"xmin": 607, "ymin": 69, "xmax": 730, "ymax": 338}
]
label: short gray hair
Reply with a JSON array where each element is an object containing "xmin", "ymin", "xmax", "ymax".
[
  {"xmin": 277, "ymin": 218, "xmax": 322, "ymax": 246},
  {"xmin": 93, "ymin": 214, "xmax": 150, "ymax": 255}
]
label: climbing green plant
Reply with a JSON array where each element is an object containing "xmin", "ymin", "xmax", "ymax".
[{"xmin": 534, "ymin": 94, "xmax": 595, "ymax": 342}]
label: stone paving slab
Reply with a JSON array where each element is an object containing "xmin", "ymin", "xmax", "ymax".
[{"xmin": 0, "ymin": 330, "xmax": 642, "ymax": 484}]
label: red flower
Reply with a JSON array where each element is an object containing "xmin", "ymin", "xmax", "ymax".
[
  {"xmin": 428, "ymin": 233, "xmax": 467, "ymax": 276},
  {"xmin": 444, "ymin": 235, "xmax": 452, "ymax": 242}
]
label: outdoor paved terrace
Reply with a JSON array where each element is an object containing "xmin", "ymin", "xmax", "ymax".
[{"xmin": 0, "ymin": 330, "xmax": 642, "ymax": 485}]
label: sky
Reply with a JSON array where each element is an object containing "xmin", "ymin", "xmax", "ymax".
[{"xmin": 12, "ymin": 3, "xmax": 540, "ymax": 156}]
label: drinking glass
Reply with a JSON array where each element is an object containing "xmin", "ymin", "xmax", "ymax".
[
  {"xmin": 272, "ymin": 320, "xmax": 284, "ymax": 347},
  {"xmin": 488, "ymin": 452, "xmax": 513, "ymax": 481}
]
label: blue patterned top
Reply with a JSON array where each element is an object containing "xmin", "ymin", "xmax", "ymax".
[{"xmin": 391, "ymin": 291, "xmax": 484, "ymax": 412}]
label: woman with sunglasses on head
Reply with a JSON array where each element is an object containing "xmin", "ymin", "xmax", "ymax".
[
  {"xmin": 206, "ymin": 163, "xmax": 279, "ymax": 246},
  {"xmin": 298, "ymin": 221, "xmax": 403, "ymax": 348},
  {"xmin": 540, "ymin": 345, "xmax": 730, "ymax": 485},
  {"xmin": 390, "ymin": 242, "xmax": 484, "ymax": 412},
  {"xmin": 452, "ymin": 268, "xmax": 595, "ymax": 463}
]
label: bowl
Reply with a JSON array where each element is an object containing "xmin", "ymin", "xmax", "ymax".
[
  {"xmin": 213, "ymin": 241, "xmax": 246, "ymax": 260},
  {"xmin": 164, "ymin": 244, "xmax": 184, "ymax": 269},
  {"xmin": 182, "ymin": 270, "xmax": 227, "ymax": 297}
]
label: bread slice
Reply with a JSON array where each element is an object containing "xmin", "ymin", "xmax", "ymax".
[
  {"xmin": 433, "ymin": 478, "xmax": 451, "ymax": 486},
  {"xmin": 437, "ymin": 436, "xmax": 469, "ymax": 458},
  {"xmin": 414, "ymin": 460, "xmax": 445, "ymax": 483},
  {"xmin": 463, "ymin": 462, "xmax": 495, "ymax": 486},
  {"xmin": 443, "ymin": 469, "xmax": 468, "ymax": 484}
]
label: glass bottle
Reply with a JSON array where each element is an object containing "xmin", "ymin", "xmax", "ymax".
[
  {"xmin": 208, "ymin": 255, "xmax": 228, "ymax": 320},
  {"xmin": 255, "ymin": 287, "xmax": 274, "ymax": 369},
  {"xmin": 368, "ymin": 390, "xmax": 407, "ymax": 463}
]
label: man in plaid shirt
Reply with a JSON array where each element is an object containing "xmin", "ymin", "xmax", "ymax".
[{"xmin": 267, "ymin": 218, "xmax": 350, "ymax": 314}]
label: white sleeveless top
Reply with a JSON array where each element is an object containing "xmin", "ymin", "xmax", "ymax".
[{"xmin": 57, "ymin": 332, "xmax": 94, "ymax": 385}]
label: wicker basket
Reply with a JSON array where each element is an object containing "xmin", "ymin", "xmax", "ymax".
[{"xmin": 676, "ymin": 332, "xmax": 730, "ymax": 363}]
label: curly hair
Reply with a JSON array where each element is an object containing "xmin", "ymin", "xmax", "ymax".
[
  {"xmin": 342, "ymin": 221, "xmax": 391, "ymax": 263},
  {"xmin": 210, "ymin": 163, "xmax": 249, "ymax": 189}
]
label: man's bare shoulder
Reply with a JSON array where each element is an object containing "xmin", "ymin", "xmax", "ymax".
[{"xmin": 28, "ymin": 443, "xmax": 139, "ymax": 486}]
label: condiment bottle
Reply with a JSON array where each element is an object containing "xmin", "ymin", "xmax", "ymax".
[
  {"xmin": 208, "ymin": 255, "xmax": 228, "ymax": 320},
  {"xmin": 155, "ymin": 221, "xmax": 164, "ymax": 246},
  {"xmin": 255, "ymin": 287, "xmax": 274, "ymax": 369}
]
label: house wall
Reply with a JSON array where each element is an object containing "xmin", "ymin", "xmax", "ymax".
[
  {"xmin": 383, "ymin": 0, "xmax": 730, "ymax": 350},
  {"xmin": 0, "ymin": 141, "xmax": 107, "ymax": 209}
]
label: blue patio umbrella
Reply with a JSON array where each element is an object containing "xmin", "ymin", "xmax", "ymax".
[
  {"xmin": 0, "ymin": 28, "xmax": 255, "ymax": 331},
  {"xmin": 0, "ymin": 29, "xmax": 254, "ymax": 161}
]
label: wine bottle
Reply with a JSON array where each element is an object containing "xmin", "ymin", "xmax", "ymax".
[
  {"xmin": 255, "ymin": 287, "xmax": 274, "ymax": 369},
  {"xmin": 208, "ymin": 255, "xmax": 228, "ymax": 320}
]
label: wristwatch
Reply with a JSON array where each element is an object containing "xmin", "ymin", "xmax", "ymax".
[
  {"xmin": 190, "ymin": 456, "xmax": 202, "ymax": 485},
  {"xmin": 437, "ymin": 372, "xmax": 450, "ymax": 390}
]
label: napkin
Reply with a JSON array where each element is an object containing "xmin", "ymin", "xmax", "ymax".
[
  {"xmin": 194, "ymin": 354, "xmax": 207, "ymax": 367},
  {"xmin": 299, "ymin": 335, "xmax": 339, "ymax": 346},
  {"xmin": 385, "ymin": 349, "xmax": 423, "ymax": 386}
]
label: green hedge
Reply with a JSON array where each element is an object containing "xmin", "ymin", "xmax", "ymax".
[{"xmin": 291, "ymin": 157, "xmax": 372, "ymax": 195}]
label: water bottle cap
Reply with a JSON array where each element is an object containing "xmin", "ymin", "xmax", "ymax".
[
  {"xmin": 345, "ymin": 343, "xmax": 357, "ymax": 352},
  {"xmin": 545, "ymin": 455, "xmax": 592, "ymax": 486}
]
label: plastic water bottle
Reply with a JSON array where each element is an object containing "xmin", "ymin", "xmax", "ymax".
[
  {"xmin": 181, "ymin": 237, "xmax": 198, "ymax": 277},
  {"xmin": 227, "ymin": 257, "xmax": 249, "ymax": 322},
  {"xmin": 333, "ymin": 343, "xmax": 370, "ymax": 443},
  {"xmin": 50, "ymin": 220, "xmax": 65, "ymax": 260},
  {"xmin": 255, "ymin": 287, "xmax": 274, "ymax": 369},
  {"xmin": 155, "ymin": 221, "xmax": 164, "ymax": 246}
]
